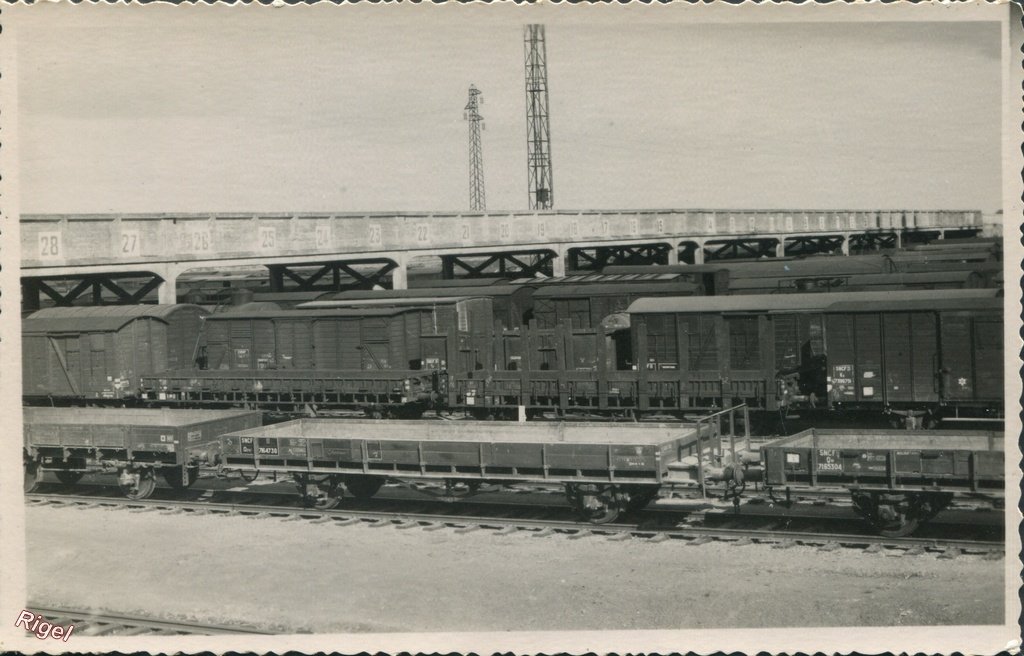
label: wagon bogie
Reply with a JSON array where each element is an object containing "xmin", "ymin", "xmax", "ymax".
[
  {"xmin": 850, "ymin": 491, "xmax": 952, "ymax": 538},
  {"xmin": 117, "ymin": 466, "xmax": 158, "ymax": 500},
  {"xmin": 23, "ymin": 456, "xmax": 43, "ymax": 494},
  {"xmin": 295, "ymin": 473, "xmax": 344, "ymax": 510},
  {"xmin": 343, "ymin": 475, "xmax": 385, "ymax": 499}
]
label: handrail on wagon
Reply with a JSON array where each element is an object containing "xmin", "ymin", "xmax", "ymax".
[{"xmin": 689, "ymin": 404, "xmax": 751, "ymax": 500}]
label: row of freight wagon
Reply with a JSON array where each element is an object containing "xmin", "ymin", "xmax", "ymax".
[
  {"xmin": 174, "ymin": 238, "xmax": 1001, "ymax": 306},
  {"xmin": 23, "ymin": 288, "xmax": 1004, "ymax": 426},
  {"xmin": 22, "ymin": 406, "xmax": 1005, "ymax": 538}
]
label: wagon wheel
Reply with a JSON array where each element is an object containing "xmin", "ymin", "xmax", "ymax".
[
  {"xmin": 443, "ymin": 479, "xmax": 482, "ymax": 498},
  {"xmin": 344, "ymin": 475, "xmax": 384, "ymax": 500},
  {"xmin": 55, "ymin": 458, "xmax": 87, "ymax": 485},
  {"xmin": 565, "ymin": 483, "xmax": 621, "ymax": 525},
  {"xmin": 118, "ymin": 467, "xmax": 157, "ymax": 500},
  {"xmin": 625, "ymin": 486, "xmax": 660, "ymax": 513},
  {"xmin": 162, "ymin": 466, "xmax": 200, "ymax": 490},
  {"xmin": 296, "ymin": 474, "xmax": 343, "ymax": 510},
  {"xmin": 852, "ymin": 492, "xmax": 923, "ymax": 538},
  {"xmin": 24, "ymin": 459, "xmax": 42, "ymax": 494},
  {"xmin": 55, "ymin": 470, "xmax": 85, "ymax": 485}
]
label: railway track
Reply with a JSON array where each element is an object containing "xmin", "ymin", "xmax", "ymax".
[
  {"xmin": 25, "ymin": 605, "xmax": 272, "ymax": 636},
  {"xmin": 26, "ymin": 491, "xmax": 1004, "ymax": 558}
]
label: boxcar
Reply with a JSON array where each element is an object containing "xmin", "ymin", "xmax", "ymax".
[
  {"xmin": 139, "ymin": 299, "xmax": 491, "ymax": 415},
  {"xmin": 759, "ymin": 427, "xmax": 1004, "ymax": 536},
  {"xmin": 203, "ymin": 298, "xmax": 492, "ymax": 372},
  {"xmin": 23, "ymin": 407, "xmax": 261, "ymax": 498},
  {"xmin": 627, "ymin": 289, "xmax": 1002, "ymax": 423},
  {"xmin": 22, "ymin": 305, "xmax": 207, "ymax": 403}
]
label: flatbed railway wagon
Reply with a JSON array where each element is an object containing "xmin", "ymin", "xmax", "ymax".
[
  {"xmin": 23, "ymin": 407, "xmax": 261, "ymax": 499},
  {"xmin": 218, "ymin": 419, "xmax": 711, "ymax": 523},
  {"xmin": 759, "ymin": 428, "xmax": 1004, "ymax": 537}
]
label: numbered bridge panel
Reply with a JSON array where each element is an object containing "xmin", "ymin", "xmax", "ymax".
[{"xmin": 20, "ymin": 210, "xmax": 983, "ymax": 270}]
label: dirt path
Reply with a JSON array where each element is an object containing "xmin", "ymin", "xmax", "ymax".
[{"xmin": 25, "ymin": 503, "xmax": 1003, "ymax": 633}]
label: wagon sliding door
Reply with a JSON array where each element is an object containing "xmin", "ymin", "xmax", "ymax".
[
  {"xmin": 825, "ymin": 313, "xmax": 882, "ymax": 405},
  {"xmin": 940, "ymin": 312, "xmax": 1002, "ymax": 403},
  {"xmin": 881, "ymin": 313, "xmax": 939, "ymax": 404},
  {"xmin": 826, "ymin": 312, "xmax": 939, "ymax": 406}
]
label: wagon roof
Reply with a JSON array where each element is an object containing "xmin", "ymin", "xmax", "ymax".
[
  {"xmin": 725, "ymin": 269, "xmax": 981, "ymax": 288},
  {"xmin": 508, "ymin": 273, "xmax": 684, "ymax": 285},
  {"xmin": 22, "ymin": 304, "xmax": 203, "ymax": 333},
  {"xmin": 296, "ymin": 295, "xmax": 488, "ymax": 310},
  {"xmin": 205, "ymin": 306, "xmax": 430, "ymax": 319},
  {"xmin": 627, "ymin": 289, "xmax": 1001, "ymax": 314},
  {"xmin": 532, "ymin": 281, "xmax": 700, "ymax": 297},
  {"xmin": 325, "ymin": 285, "xmax": 530, "ymax": 300}
]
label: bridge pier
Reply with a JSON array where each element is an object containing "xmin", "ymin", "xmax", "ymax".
[
  {"xmin": 158, "ymin": 268, "xmax": 179, "ymax": 304},
  {"xmin": 665, "ymin": 242, "xmax": 679, "ymax": 265},
  {"xmin": 390, "ymin": 254, "xmax": 409, "ymax": 290}
]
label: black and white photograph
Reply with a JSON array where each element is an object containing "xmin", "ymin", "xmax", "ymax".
[{"xmin": 0, "ymin": 2, "xmax": 1020, "ymax": 654}]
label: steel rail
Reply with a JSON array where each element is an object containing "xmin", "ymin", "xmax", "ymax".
[
  {"xmin": 26, "ymin": 492, "xmax": 1003, "ymax": 555},
  {"xmin": 26, "ymin": 605, "xmax": 272, "ymax": 636}
]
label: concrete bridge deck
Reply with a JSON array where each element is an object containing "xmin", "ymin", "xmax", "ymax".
[{"xmin": 20, "ymin": 208, "xmax": 983, "ymax": 302}]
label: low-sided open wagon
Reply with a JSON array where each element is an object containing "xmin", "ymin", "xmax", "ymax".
[
  {"xmin": 759, "ymin": 428, "xmax": 1004, "ymax": 536},
  {"xmin": 23, "ymin": 407, "xmax": 261, "ymax": 499},
  {"xmin": 219, "ymin": 419, "xmax": 709, "ymax": 523}
]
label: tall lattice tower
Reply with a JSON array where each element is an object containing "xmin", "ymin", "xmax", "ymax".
[
  {"xmin": 464, "ymin": 84, "xmax": 486, "ymax": 211},
  {"xmin": 524, "ymin": 24, "xmax": 553, "ymax": 210}
]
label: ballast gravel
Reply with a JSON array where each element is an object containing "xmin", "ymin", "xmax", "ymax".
[{"xmin": 25, "ymin": 503, "xmax": 1004, "ymax": 633}]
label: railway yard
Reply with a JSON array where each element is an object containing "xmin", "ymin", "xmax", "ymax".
[
  {"xmin": 17, "ymin": 232, "xmax": 1014, "ymax": 636},
  {"xmin": 6, "ymin": 6, "xmax": 1019, "ymax": 652}
]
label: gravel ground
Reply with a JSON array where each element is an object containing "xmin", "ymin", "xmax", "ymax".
[{"xmin": 25, "ymin": 503, "xmax": 1003, "ymax": 633}]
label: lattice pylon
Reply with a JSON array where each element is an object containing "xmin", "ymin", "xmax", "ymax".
[
  {"xmin": 524, "ymin": 24, "xmax": 553, "ymax": 210},
  {"xmin": 465, "ymin": 84, "xmax": 486, "ymax": 212}
]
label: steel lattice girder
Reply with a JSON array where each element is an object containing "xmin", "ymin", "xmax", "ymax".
[
  {"xmin": 21, "ymin": 273, "xmax": 165, "ymax": 311},
  {"xmin": 849, "ymin": 232, "xmax": 898, "ymax": 252},
  {"xmin": 900, "ymin": 230, "xmax": 942, "ymax": 245},
  {"xmin": 703, "ymin": 238, "xmax": 780, "ymax": 261},
  {"xmin": 441, "ymin": 250, "xmax": 556, "ymax": 279},
  {"xmin": 567, "ymin": 243, "xmax": 670, "ymax": 271},
  {"xmin": 783, "ymin": 235, "xmax": 846, "ymax": 256},
  {"xmin": 267, "ymin": 259, "xmax": 398, "ymax": 292}
]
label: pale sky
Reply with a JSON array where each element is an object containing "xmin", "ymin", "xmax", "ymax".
[{"xmin": 12, "ymin": 5, "xmax": 1003, "ymax": 215}]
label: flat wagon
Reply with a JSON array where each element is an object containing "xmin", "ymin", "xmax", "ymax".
[
  {"xmin": 219, "ymin": 419, "xmax": 709, "ymax": 523},
  {"xmin": 23, "ymin": 407, "xmax": 261, "ymax": 499},
  {"xmin": 760, "ymin": 428, "xmax": 1004, "ymax": 536}
]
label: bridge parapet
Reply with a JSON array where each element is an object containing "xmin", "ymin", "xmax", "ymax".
[{"xmin": 21, "ymin": 209, "xmax": 982, "ymax": 270}]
